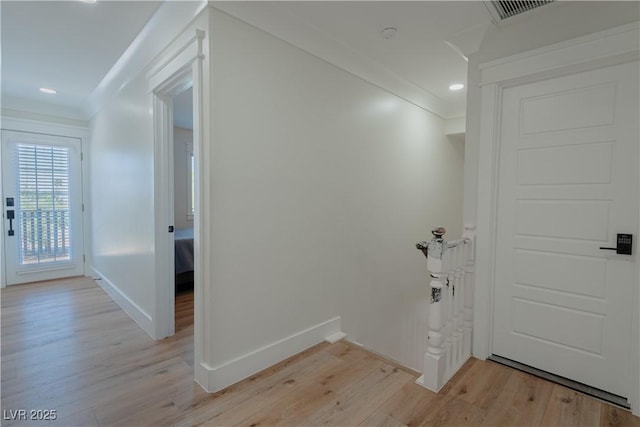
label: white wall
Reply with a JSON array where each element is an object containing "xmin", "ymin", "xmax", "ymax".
[
  {"xmin": 86, "ymin": 1, "xmax": 464, "ymax": 388},
  {"xmin": 206, "ymin": 8, "xmax": 464, "ymax": 374},
  {"xmin": 173, "ymin": 127, "xmax": 193, "ymax": 230},
  {"xmin": 89, "ymin": 72, "xmax": 155, "ymax": 317}
]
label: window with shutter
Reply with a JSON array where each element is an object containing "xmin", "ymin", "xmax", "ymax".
[{"xmin": 16, "ymin": 144, "xmax": 72, "ymax": 265}]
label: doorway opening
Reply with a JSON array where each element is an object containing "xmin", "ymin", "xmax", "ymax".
[
  {"xmin": 172, "ymin": 87, "xmax": 195, "ymax": 335},
  {"xmin": 149, "ymin": 28, "xmax": 206, "ymax": 388},
  {"xmin": 151, "ymin": 75, "xmax": 196, "ymax": 340}
]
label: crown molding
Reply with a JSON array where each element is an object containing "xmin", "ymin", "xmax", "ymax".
[
  {"xmin": 211, "ymin": 3, "xmax": 455, "ymax": 119},
  {"xmin": 2, "ymin": 95, "xmax": 86, "ymax": 123},
  {"xmin": 480, "ymin": 21, "xmax": 640, "ymax": 85},
  {"xmin": 82, "ymin": 1, "xmax": 208, "ymax": 121}
]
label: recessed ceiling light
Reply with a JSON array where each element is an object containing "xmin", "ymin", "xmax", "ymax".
[
  {"xmin": 39, "ymin": 88, "xmax": 57, "ymax": 94},
  {"xmin": 80, "ymin": 0, "xmax": 97, "ymax": 3},
  {"xmin": 449, "ymin": 83, "xmax": 465, "ymax": 91}
]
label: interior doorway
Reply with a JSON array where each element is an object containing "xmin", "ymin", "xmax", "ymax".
[
  {"xmin": 172, "ymin": 87, "xmax": 195, "ymax": 332},
  {"xmin": 151, "ymin": 74, "xmax": 198, "ymax": 340},
  {"xmin": 148, "ymin": 28, "xmax": 206, "ymax": 389}
]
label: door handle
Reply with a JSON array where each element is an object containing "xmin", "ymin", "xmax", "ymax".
[
  {"xmin": 6, "ymin": 209, "xmax": 15, "ymax": 236},
  {"xmin": 599, "ymin": 233, "xmax": 632, "ymax": 255}
]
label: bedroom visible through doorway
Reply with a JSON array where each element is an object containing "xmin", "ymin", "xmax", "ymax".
[{"xmin": 172, "ymin": 87, "xmax": 195, "ymax": 326}]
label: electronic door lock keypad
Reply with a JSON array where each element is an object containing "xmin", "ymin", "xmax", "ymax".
[{"xmin": 600, "ymin": 233, "xmax": 633, "ymax": 255}]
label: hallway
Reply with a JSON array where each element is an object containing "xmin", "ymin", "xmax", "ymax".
[
  {"xmin": 1, "ymin": 277, "xmax": 638, "ymax": 426},
  {"xmin": 1, "ymin": 277, "xmax": 194, "ymax": 426}
]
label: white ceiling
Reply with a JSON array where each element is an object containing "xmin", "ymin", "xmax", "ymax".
[
  {"xmin": 1, "ymin": 0, "xmax": 162, "ymax": 117},
  {"xmin": 1, "ymin": 1, "xmax": 495, "ymax": 123},
  {"xmin": 214, "ymin": 1, "xmax": 491, "ymax": 118}
]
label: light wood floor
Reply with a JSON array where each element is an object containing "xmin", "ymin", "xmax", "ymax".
[{"xmin": 2, "ymin": 277, "xmax": 639, "ymax": 427}]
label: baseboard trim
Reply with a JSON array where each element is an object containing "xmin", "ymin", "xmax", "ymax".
[
  {"xmin": 91, "ymin": 266, "xmax": 154, "ymax": 338},
  {"xmin": 325, "ymin": 331, "xmax": 347, "ymax": 344},
  {"xmin": 199, "ymin": 316, "xmax": 344, "ymax": 392}
]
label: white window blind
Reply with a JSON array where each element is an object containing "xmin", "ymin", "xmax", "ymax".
[{"xmin": 16, "ymin": 144, "xmax": 72, "ymax": 265}]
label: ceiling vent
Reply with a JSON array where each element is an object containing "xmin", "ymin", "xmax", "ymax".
[{"xmin": 484, "ymin": 0, "xmax": 555, "ymax": 22}]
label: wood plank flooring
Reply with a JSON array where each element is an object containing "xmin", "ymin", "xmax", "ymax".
[{"xmin": 1, "ymin": 277, "xmax": 639, "ymax": 426}]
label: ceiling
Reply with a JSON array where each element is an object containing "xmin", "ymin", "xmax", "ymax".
[
  {"xmin": 1, "ymin": 1, "xmax": 495, "ymax": 124},
  {"xmin": 1, "ymin": 0, "xmax": 162, "ymax": 118},
  {"xmin": 214, "ymin": 1, "xmax": 492, "ymax": 119}
]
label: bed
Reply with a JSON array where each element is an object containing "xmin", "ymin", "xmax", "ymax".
[{"xmin": 175, "ymin": 228, "xmax": 194, "ymax": 290}]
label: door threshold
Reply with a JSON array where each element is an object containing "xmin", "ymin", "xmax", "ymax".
[{"xmin": 488, "ymin": 354, "xmax": 630, "ymax": 410}]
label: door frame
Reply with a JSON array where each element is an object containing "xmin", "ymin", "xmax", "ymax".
[
  {"xmin": 147, "ymin": 27, "xmax": 210, "ymax": 389},
  {"xmin": 474, "ymin": 22, "xmax": 640, "ymax": 414},
  {"xmin": 0, "ymin": 118, "xmax": 90, "ymax": 289}
]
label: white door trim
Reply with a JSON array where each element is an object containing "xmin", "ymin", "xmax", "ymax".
[
  {"xmin": 474, "ymin": 22, "xmax": 640, "ymax": 415},
  {"xmin": 0, "ymin": 117, "xmax": 90, "ymax": 289},
  {"xmin": 148, "ymin": 27, "xmax": 210, "ymax": 390}
]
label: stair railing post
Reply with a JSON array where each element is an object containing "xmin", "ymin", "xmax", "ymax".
[
  {"xmin": 415, "ymin": 227, "xmax": 447, "ymax": 391},
  {"xmin": 415, "ymin": 226, "xmax": 475, "ymax": 393}
]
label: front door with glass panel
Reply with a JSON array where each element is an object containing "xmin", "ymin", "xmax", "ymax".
[{"xmin": 2, "ymin": 131, "xmax": 84, "ymax": 285}]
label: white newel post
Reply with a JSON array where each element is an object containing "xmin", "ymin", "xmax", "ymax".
[{"xmin": 415, "ymin": 225, "xmax": 475, "ymax": 392}]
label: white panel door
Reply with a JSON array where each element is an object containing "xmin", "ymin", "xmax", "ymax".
[
  {"xmin": 493, "ymin": 61, "xmax": 639, "ymax": 398},
  {"xmin": 2, "ymin": 131, "xmax": 84, "ymax": 285}
]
